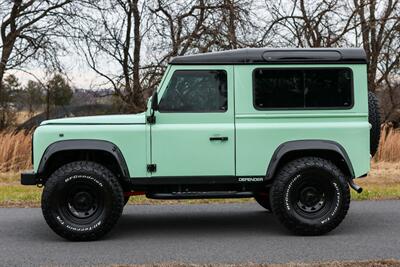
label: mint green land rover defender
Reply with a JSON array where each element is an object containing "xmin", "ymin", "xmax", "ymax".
[{"xmin": 21, "ymin": 48, "xmax": 381, "ymax": 241}]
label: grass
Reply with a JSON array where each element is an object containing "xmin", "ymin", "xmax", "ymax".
[
  {"xmin": 112, "ymin": 259, "xmax": 400, "ymax": 267},
  {"xmin": 0, "ymin": 185, "xmax": 42, "ymax": 208},
  {"xmin": 374, "ymin": 124, "xmax": 400, "ymax": 162},
  {"xmin": 351, "ymin": 185, "xmax": 400, "ymax": 200},
  {"xmin": 1, "ymin": 161, "xmax": 399, "ymax": 207},
  {"xmin": 0, "ymin": 130, "xmax": 32, "ymax": 173},
  {"xmin": 350, "ymin": 161, "xmax": 400, "ymax": 200}
]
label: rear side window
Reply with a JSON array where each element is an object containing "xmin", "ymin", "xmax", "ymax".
[
  {"xmin": 159, "ymin": 70, "xmax": 227, "ymax": 112},
  {"xmin": 253, "ymin": 68, "xmax": 353, "ymax": 109}
]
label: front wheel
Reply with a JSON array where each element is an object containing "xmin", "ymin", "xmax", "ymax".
[
  {"xmin": 41, "ymin": 161, "xmax": 124, "ymax": 241},
  {"xmin": 270, "ymin": 157, "xmax": 350, "ymax": 235}
]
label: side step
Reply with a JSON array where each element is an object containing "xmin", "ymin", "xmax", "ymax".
[{"xmin": 146, "ymin": 191, "xmax": 254, "ymax": 200}]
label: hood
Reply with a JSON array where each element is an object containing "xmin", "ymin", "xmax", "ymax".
[{"xmin": 40, "ymin": 113, "xmax": 146, "ymax": 125}]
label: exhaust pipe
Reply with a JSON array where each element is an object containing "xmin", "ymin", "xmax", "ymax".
[{"xmin": 348, "ymin": 179, "xmax": 363, "ymax": 193}]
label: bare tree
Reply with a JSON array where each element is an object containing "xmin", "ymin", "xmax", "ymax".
[
  {"xmin": 149, "ymin": 1, "xmax": 213, "ymax": 63},
  {"xmin": 74, "ymin": 0, "xmax": 257, "ymax": 112},
  {"xmin": 352, "ymin": 0, "xmax": 400, "ymax": 123},
  {"xmin": 354, "ymin": 0, "xmax": 400, "ymax": 91},
  {"xmin": 0, "ymin": 0, "xmax": 76, "ymax": 128},
  {"xmin": 72, "ymin": 0, "xmax": 153, "ymax": 113},
  {"xmin": 261, "ymin": 0, "xmax": 359, "ymax": 47},
  {"xmin": 149, "ymin": 0, "xmax": 259, "ymax": 56},
  {"xmin": 205, "ymin": 0, "xmax": 260, "ymax": 50}
]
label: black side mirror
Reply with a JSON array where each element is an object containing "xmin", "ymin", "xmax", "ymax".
[{"xmin": 151, "ymin": 91, "xmax": 158, "ymax": 111}]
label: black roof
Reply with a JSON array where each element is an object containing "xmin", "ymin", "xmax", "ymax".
[{"xmin": 169, "ymin": 48, "xmax": 367, "ymax": 65}]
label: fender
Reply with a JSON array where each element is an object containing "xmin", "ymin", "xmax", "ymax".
[
  {"xmin": 37, "ymin": 140, "xmax": 130, "ymax": 177},
  {"xmin": 266, "ymin": 140, "xmax": 354, "ymax": 180}
]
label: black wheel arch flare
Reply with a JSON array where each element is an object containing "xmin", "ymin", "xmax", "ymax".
[
  {"xmin": 266, "ymin": 140, "xmax": 355, "ymax": 180},
  {"xmin": 37, "ymin": 140, "xmax": 130, "ymax": 179}
]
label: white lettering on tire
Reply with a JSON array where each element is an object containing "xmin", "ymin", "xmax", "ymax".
[
  {"xmin": 64, "ymin": 221, "xmax": 102, "ymax": 232},
  {"xmin": 321, "ymin": 181, "xmax": 341, "ymax": 224},
  {"xmin": 65, "ymin": 175, "xmax": 103, "ymax": 187},
  {"xmin": 285, "ymin": 174, "xmax": 301, "ymax": 211}
]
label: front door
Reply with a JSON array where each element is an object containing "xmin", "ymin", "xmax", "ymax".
[{"xmin": 150, "ymin": 66, "xmax": 235, "ymax": 178}]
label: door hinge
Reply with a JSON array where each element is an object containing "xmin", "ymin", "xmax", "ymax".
[
  {"xmin": 147, "ymin": 164, "xmax": 157, "ymax": 173},
  {"xmin": 146, "ymin": 115, "xmax": 156, "ymax": 124}
]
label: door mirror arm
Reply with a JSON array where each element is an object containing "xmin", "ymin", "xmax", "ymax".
[
  {"xmin": 147, "ymin": 91, "xmax": 158, "ymax": 124},
  {"xmin": 151, "ymin": 91, "xmax": 159, "ymax": 111}
]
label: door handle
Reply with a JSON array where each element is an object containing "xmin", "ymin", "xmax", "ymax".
[{"xmin": 209, "ymin": 136, "xmax": 228, "ymax": 141}]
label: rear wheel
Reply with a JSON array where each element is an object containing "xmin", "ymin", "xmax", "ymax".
[
  {"xmin": 42, "ymin": 161, "xmax": 124, "ymax": 241},
  {"xmin": 270, "ymin": 157, "xmax": 350, "ymax": 235}
]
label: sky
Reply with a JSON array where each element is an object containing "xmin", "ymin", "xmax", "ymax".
[
  {"xmin": 11, "ymin": 39, "xmax": 156, "ymax": 90},
  {"xmin": 10, "ymin": 52, "xmax": 104, "ymax": 90},
  {"xmin": 11, "ymin": 68, "xmax": 99, "ymax": 89}
]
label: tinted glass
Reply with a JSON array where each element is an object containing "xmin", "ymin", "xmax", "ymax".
[
  {"xmin": 159, "ymin": 70, "xmax": 227, "ymax": 112},
  {"xmin": 254, "ymin": 68, "xmax": 352, "ymax": 109}
]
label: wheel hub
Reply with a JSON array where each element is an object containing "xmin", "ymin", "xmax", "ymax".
[
  {"xmin": 67, "ymin": 190, "xmax": 98, "ymax": 218},
  {"xmin": 73, "ymin": 192, "xmax": 93, "ymax": 211},
  {"xmin": 297, "ymin": 186, "xmax": 325, "ymax": 213}
]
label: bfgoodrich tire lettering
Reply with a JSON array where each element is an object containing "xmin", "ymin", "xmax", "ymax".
[
  {"xmin": 270, "ymin": 157, "xmax": 350, "ymax": 235},
  {"xmin": 41, "ymin": 161, "xmax": 124, "ymax": 241}
]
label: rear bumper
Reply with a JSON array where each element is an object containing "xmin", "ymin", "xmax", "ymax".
[{"xmin": 21, "ymin": 171, "xmax": 38, "ymax": 185}]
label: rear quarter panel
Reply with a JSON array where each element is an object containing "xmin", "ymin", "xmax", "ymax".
[{"xmin": 234, "ymin": 64, "xmax": 370, "ymax": 178}]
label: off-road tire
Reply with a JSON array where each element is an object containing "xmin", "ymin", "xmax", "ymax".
[
  {"xmin": 270, "ymin": 157, "xmax": 350, "ymax": 235},
  {"xmin": 42, "ymin": 161, "xmax": 124, "ymax": 241},
  {"xmin": 368, "ymin": 91, "xmax": 381, "ymax": 157},
  {"xmin": 254, "ymin": 192, "xmax": 271, "ymax": 212}
]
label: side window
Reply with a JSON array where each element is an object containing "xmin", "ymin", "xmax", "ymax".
[
  {"xmin": 253, "ymin": 68, "xmax": 353, "ymax": 109},
  {"xmin": 159, "ymin": 70, "xmax": 227, "ymax": 112},
  {"xmin": 254, "ymin": 69, "xmax": 304, "ymax": 108}
]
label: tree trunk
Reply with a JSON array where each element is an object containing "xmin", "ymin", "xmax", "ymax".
[
  {"xmin": 131, "ymin": 0, "xmax": 145, "ymax": 111},
  {"xmin": 0, "ymin": 45, "xmax": 14, "ymax": 129},
  {"xmin": 46, "ymin": 89, "xmax": 50, "ymax": 120},
  {"xmin": 226, "ymin": 0, "xmax": 238, "ymax": 49}
]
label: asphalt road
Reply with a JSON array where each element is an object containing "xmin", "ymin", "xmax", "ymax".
[{"xmin": 1, "ymin": 201, "xmax": 400, "ymax": 266}]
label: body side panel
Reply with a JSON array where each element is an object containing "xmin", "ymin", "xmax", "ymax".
[
  {"xmin": 150, "ymin": 65, "xmax": 235, "ymax": 177},
  {"xmin": 234, "ymin": 64, "xmax": 370, "ymax": 178}
]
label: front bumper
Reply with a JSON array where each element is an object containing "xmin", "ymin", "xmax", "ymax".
[{"xmin": 21, "ymin": 171, "xmax": 38, "ymax": 185}]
